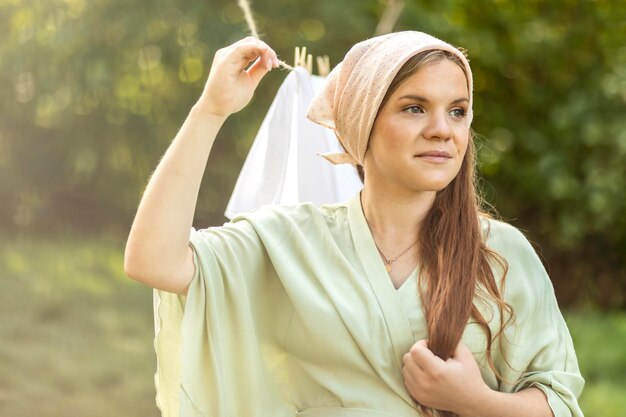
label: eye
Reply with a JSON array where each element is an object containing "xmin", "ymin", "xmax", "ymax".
[
  {"xmin": 450, "ymin": 108, "xmax": 466, "ymax": 118},
  {"xmin": 404, "ymin": 105, "xmax": 424, "ymax": 114}
]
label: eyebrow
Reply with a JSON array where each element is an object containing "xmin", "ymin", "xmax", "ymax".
[{"xmin": 397, "ymin": 95, "xmax": 469, "ymax": 105}]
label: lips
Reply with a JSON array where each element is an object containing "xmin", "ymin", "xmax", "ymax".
[{"xmin": 415, "ymin": 150, "xmax": 452, "ymax": 158}]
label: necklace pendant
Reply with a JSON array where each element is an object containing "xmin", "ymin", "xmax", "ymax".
[{"xmin": 385, "ymin": 264, "xmax": 392, "ymax": 272}]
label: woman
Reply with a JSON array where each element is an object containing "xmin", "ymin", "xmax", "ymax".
[{"xmin": 124, "ymin": 32, "xmax": 584, "ymax": 417}]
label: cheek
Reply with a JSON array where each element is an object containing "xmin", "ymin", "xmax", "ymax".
[
  {"xmin": 369, "ymin": 121, "xmax": 404, "ymax": 159},
  {"xmin": 456, "ymin": 129, "xmax": 470, "ymax": 155}
]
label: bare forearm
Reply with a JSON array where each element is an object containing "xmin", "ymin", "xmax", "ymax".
[
  {"xmin": 462, "ymin": 387, "xmax": 553, "ymax": 417},
  {"xmin": 125, "ymin": 38, "xmax": 278, "ymax": 293},
  {"xmin": 125, "ymin": 105, "xmax": 225, "ymax": 291}
]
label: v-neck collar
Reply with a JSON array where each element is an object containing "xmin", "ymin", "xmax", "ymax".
[
  {"xmin": 395, "ymin": 266, "xmax": 419, "ymax": 292},
  {"xmin": 347, "ymin": 192, "xmax": 417, "ymax": 404},
  {"xmin": 348, "ymin": 192, "xmax": 419, "ymax": 292}
]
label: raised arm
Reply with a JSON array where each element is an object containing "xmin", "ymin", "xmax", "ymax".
[{"xmin": 124, "ymin": 37, "xmax": 279, "ymax": 295}]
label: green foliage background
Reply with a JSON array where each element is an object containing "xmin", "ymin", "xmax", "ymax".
[
  {"xmin": 1, "ymin": 0, "xmax": 624, "ymax": 307},
  {"xmin": 1, "ymin": 0, "xmax": 625, "ymax": 306},
  {"xmin": 1, "ymin": 0, "xmax": 625, "ymax": 416}
]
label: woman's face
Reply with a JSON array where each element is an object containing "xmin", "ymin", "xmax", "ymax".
[{"xmin": 363, "ymin": 58, "xmax": 470, "ymax": 194}]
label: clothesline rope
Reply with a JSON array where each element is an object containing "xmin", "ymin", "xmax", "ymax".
[
  {"xmin": 375, "ymin": 0, "xmax": 405, "ymax": 36},
  {"xmin": 236, "ymin": 0, "xmax": 404, "ymax": 74},
  {"xmin": 236, "ymin": 0, "xmax": 295, "ymax": 70},
  {"xmin": 236, "ymin": 0, "xmax": 260, "ymax": 38}
]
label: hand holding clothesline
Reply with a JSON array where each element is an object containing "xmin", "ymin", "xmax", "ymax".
[
  {"xmin": 125, "ymin": 36, "xmax": 279, "ymax": 296},
  {"xmin": 197, "ymin": 37, "xmax": 280, "ymax": 119}
]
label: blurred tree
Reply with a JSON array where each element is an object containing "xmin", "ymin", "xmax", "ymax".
[{"xmin": 0, "ymin": 0, "xmax": 624, "ymax": 306}]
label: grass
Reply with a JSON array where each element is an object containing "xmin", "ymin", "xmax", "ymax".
[
  {"xmin": 0, "ymin": 233, "xmax": 159, "ymax": 417},
  {"xmin": 0, "ymin": 234, "xmax": 623, "ymax": 416},
  {"xmin": 566, "ymin": 309, "xmax": 626, "ymax": 416}
]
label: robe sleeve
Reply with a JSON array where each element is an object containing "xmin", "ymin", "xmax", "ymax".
[
  {"xmin": 154, "ymin": 216, "xmax": 288, "ymax": 417},
  {"xmin": 509, "ymin": 271, "xmax": 585, "ymax": 417},
  {"xmin": 488, "ymin": 222, "xmax": 585, "ymax": 417}
]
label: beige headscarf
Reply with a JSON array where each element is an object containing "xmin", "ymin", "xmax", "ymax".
[{"xmin": 306, "ymin": 31, "xmax": 473, "ymax": 166}]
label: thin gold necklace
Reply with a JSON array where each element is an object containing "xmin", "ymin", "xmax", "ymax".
[{"xmin": 373, "ymin": 239, "xmax": 418, "ymax": 272}]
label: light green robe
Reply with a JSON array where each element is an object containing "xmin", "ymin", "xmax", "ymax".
[{"xmin": 153, "ymin": 193, "xmax": 584, "ymax": 417}]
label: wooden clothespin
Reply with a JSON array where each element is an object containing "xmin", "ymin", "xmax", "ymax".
[
  {"xmin": 295, "ymin": 47, "xmax": 331, "ymax": 76},
  {"xmin": 316, "ymin": 55, "xmax": 330, "ymax": 77},
  {"xmin": 294, "ymin": 46, "xmax": 313, "ymax": 73}
]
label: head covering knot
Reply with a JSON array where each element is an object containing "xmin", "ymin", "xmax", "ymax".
[{"xmin": 306, "ymin": 31, "xmax": 473, "ymax": 166}]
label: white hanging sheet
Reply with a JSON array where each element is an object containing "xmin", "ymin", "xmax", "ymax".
[{"xmin": 225, "ymin": 67, "xmax": 363, "ymax": 219}]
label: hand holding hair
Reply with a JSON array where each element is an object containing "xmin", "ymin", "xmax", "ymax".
[
  {"xmin": 197, "ymin": 37, "xmax": 280, "ymax": 119},
  {"xmin": 402, "ymin": 340, "xmax": 489, "ymax": 415}
]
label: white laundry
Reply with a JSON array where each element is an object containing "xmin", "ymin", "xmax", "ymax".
[{"xmin": 225, "ymin": 67, "xmax": 363, "ymax": 219}]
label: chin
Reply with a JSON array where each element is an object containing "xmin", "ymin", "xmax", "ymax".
[{"xmin": 408, "ymin": 177, "xmax": 455, "ymax": 192}]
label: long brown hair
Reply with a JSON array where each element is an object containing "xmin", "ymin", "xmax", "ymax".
[{"xmin": 362, "ymin": 50, "xmax": 514, "ymax": 417}]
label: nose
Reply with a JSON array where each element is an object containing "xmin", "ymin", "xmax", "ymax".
[{"xmin": 422, "ymin": 111, "xmax": 452, "ymax": 141}]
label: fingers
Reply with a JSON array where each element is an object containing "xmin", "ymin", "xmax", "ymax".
[
  {"xmin": 402, "ymin": 339, "xmax": 485, "ymax": 412},
  {"xmin": 222, "ymin": 37, "xmax": 279, "ymax": 71},
  {"xmin": 401, "ymin": 362, "xmax": 419, "ymax": 394},
  {"xmin": 247, "ymin": 49, "xmax": 275, "ymax": 86},
  {"xmin": 414, "ymin": 339, "xmax": 429, "ymax": 350},
  {"xmin": 216, "ymin": 37, "xmax": 280, "ymax": 88},
  {"xmin": 402, "ymin": 342, "xmax": 433, "ymax": 406},
  {"xmin": 249, "ymin": 38, "xmax": 279, "ymax": 68},
  {"xmin": 451, "ymin": 341, "xmax": 477, "ymax": 366},
  {"xmin": 406, "ymin": 340, "xmax": 445, "ymax": 373},
  {"xmin": 198, "ymin": 37, "xmax": 280, "ymax": 117}
]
